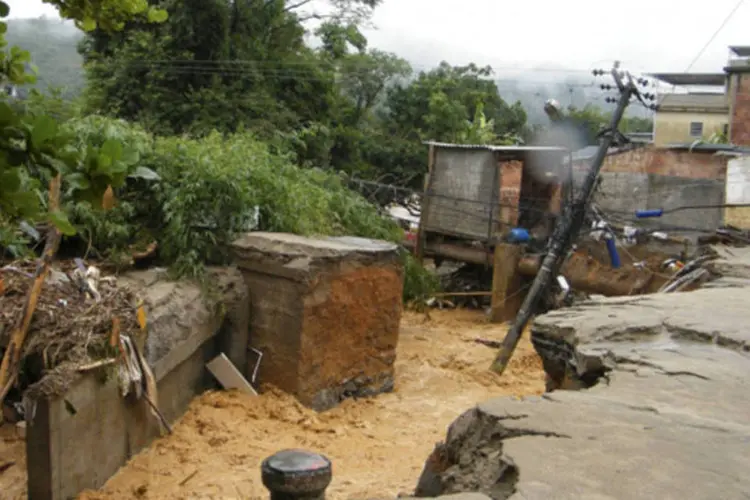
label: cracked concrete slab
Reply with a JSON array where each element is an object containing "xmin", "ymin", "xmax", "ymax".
[
  {"xmin": 416, "ymin": 278, "xmax": 750, "ymax": 499},
  {"xmin": 533, "ymin": 287, "xmax": 750, "ymax": 350}
]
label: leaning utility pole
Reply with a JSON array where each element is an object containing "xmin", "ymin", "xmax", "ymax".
[{"xmin": 489, "ymin": 61, "xmax": 657, "ymax": 376}]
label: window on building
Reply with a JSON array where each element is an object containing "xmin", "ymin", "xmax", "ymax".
[{"xmin": 689, "ymin": 121, "xmax": 703, "ymax": 137}]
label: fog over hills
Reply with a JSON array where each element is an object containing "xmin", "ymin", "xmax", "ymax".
[
  {"xmin": 6, "ymin": 17, "xmax": 653, "ymax": 124},
  {"xmin": 6, "ymin": 17, "xmax": 84, "ymax": 97}
]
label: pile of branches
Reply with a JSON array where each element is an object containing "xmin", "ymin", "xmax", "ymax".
[
  {"xmin": 698, "ymin": 225, "xmax": 750, "ymax": 247},
  {"xmin": 0, "ymin": 259, "xmax": 140, "ymax": 403}
]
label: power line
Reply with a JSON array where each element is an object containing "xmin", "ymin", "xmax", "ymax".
[
  {"xmin": 653, "ymin": 0, "xmax": 744, "ymax": 107},
  {"xmin": 91, "ymin": 57, "xmax": 602, "ymax": 75},
  {"xmin": 96, "ymin": 62, "xmax": 603, "ymax": 89},
  {"xmin": 684, "ymin": 0, "xmax": 745, "ymax": 72}
]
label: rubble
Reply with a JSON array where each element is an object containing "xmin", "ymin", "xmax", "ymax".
[
  {"xmin": 697, "ymin": 225, "xmax": 750, "ymax": 246},
  {"xmin": 415, "ymin": 258, "xmax": 750, "ymax": 499},
  {"xmin": 0, "ymin": 260, "xmax": 141, "ymax": 402}
]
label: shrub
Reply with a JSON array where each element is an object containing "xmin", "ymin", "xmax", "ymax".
[
  {"xmin": 144, "ymin": 131, "xmax": 405, "ymax": 277},
  {"xmin": 4, "ymin": 114, "xmax": 438, "ymax": 302},
  {"xmin": 402, "ymin": 252, "xmax": 440, "ymax": 303}
]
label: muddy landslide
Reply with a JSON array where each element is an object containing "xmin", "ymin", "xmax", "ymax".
[{"xmin": 70, "ymin": 310, "xmax": 545, "ymax": 500}]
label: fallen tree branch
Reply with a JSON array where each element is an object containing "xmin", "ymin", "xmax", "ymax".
[
  {"xmin": 0, "ymin": 174, "xmax": 63, "ymax": 412},
  {"xmin": 284, "ymin": 0, "xmax": 314, "ymax": 12},
  {"xmin": 144, "ymin": 394, "xmax": 173, "ymax": 435},
  {"xmin": 179, "ymin": 469, "xmax": 198, "ymax": 486},
  {"xmin": 76, "ymin": 358, "xmax": 117, "ymax": 372}
]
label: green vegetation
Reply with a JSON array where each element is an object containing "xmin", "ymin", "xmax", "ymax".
[
  {"xmin": 564, "ymin": 104, "xmax": 653, "ymax": 145},
  {"xmin": 0, "ymin": 0, "xmax": 650, "ymax": 304}
]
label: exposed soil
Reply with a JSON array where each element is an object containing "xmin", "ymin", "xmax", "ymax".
[
  {"xmin": 299, "ymin": 265, "xmax": 402, "ymax": 408},
  {"xmin": 75, "ymin": 309, "xmax": 544, "ymax": 500},
  {"xmin": 0, "ymin": 424, "xmax": 26, "ymax": 500},
  {"xmin": 0, "ymin": 309, "xmax": 545, "ymax": 500}
]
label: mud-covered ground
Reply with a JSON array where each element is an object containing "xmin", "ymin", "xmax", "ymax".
[
  {"xmin": 2, "ymin": 309, "xmax": 546, "ymax": 500},
  {"xmin": 0, "ymin": 424, "xmax": 26, "ymax": 500}
]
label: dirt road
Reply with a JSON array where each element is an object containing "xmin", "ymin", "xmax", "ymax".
[
  {"xmin": 70, "ymin": 310, "xmax": 544, "ymax": 499},
  {"xmin": 0, "ymin": 424, "xmax": 26, "ymax": 500}
]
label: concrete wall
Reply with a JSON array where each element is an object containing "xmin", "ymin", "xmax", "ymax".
[
  {"xmin": 426, "ymin": 148, "xmax": 498, "ymax": 240},
  {"xmin": 574, "ymin": 146, "xmax": 728, "ymax": 232},
  {"xmin": 654, "ymin": 110, "xmax": 728, "ymax": 146},
  {"xmin": 26, "ymin": 268, "xmax": 249, "ymax": 500},
  {"xmin": 725, "ymin": 156, "xmax": 750, "ymax": 228},
  {"xmin": 232, "ymin": 233, "xmax": 403, "ymax": 412},
  {"xmin": 425, "ymin": 147, "xmax": 564, "ymax": 242}
]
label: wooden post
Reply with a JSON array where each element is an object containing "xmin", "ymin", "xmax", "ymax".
[
  {"xmin": 415, "ymin": 144, "xmax": 436, "ymax": 264},
  {"xmin": 490, "ymin": 243, "xmax": 524, "ymax": 323}
]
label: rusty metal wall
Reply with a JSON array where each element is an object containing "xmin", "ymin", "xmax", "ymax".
[{"xmin": 424, "ymin": 148, "xmax": 499, "ymax": 240}]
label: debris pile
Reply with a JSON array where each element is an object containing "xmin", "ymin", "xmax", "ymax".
[
  {"xmin": 698, "ymin": 225, "xmax": 750, "ymax": 246},
  {"xmin": 0, "ymin": 258, "xmax": 159, "ymax": 426},
  {"xmin": 432, "ymin": 264, "xmax": 493, "ymax": 309}
]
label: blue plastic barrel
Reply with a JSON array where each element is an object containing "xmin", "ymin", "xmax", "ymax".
[
  {"xmin": 507, "ymin": 228, "xmax": 531, "ymax": 243},
  {"xmin": 635, "ymin": 209, "xmax": 663, "ymax": 219}
]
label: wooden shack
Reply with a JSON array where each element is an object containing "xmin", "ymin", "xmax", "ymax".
[{"xmin": 413, "ymin": 142, "xmax": 571, "ymax": 321}]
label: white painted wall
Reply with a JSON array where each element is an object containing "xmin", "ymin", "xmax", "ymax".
[
  {"xmin": 725, "ymin": 157, "xmax": 750, "ymax": 204},
  {"xmin": 725, "ymin": 157, "xmax": 750, "ymax": 229}
]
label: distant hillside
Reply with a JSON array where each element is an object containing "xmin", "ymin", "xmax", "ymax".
[
  {"xmin": 2, "ymin": 17, "xmax": 651, "ymax": 126},
  {"xmin": 6, "ymin": 17, "xmax": 84, "ymax": 97}
]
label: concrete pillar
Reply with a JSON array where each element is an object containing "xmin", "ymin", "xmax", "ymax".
[
  {"xmin": 728, "ymin": 70, "xmax": 750, "ymax": 146},
  {"xmin": 490, "ymin": 243, "xmax": 524, "ymax": 323},
  {"xmin": 498, "ymin": 160, "xmax": 523, "ymax": 228}
]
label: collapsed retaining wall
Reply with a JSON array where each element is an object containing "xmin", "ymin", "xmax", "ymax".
[
  {"xmin": 26, "ymin": 267, "xmax": 248, "ymax": 500},
  {"xmin": 414, "ymin": 248, "xmax": 750, "ymax": 499},
  {"xmin": 232, "ymin": 232, "xmax": 403, "ymax": 411}
]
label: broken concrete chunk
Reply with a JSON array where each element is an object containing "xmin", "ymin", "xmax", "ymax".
[
  {"xmin": 414, "ymin": 406, "xmax": 522, "ymax": 500},
  {"xmin": 417, "ymin": 360, "xmax": 750, "ymax": 500},
  {"xmin": 206, "ymin": 353, "xmax": 257, "ymax": 396},
  {"xmin": 231, "ymin": 232, "xmax": 403, "ymax": 411}
]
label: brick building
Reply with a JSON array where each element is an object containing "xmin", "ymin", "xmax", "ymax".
[
  {"xmin": 650, "ymin": 45, "xmax": 750, "ymax": 147},
  {"xmin": 726, "ymin": 47, "xmax": 750, "ymax": 146},
  {"xmin": 573, "ymin": 144, "xmax": 739, "ymax": 232}
]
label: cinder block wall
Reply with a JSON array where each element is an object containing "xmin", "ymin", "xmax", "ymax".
[{"xmin": 574, "ymin": 146, "xmax": 728, "ymax": 232}]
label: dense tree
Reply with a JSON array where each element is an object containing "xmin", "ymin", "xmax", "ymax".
[
  {"xmin": 19, "ymin": 0, "xmax": 543, "ymax": 190},
  {"xmin": 564, "ymin": 104, "xmax": 653, "ymax": 145},
  {"xmin": 384, "ymin": 62, "xmax": 527, "ymax": 144},
  {"xmin": 0, "ymin": 0, "xmax": 168, "ymax": 254},
  {"xmin": 42, "ymin": 0, "xmax": 167, "ymax": 31}
]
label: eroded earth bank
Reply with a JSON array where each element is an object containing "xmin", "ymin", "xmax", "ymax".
[
  {"xmin": 416, "ymin": 246, "xmax": 750, "ymax": 500},
  {"xmin": 72, "ymin": 310, "xmax": 544, "ymax": 500}
]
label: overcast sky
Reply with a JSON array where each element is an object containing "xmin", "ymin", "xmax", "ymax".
[{"xmin": 7, "ymin": 0, "xmax": 750, "ymax": 77}]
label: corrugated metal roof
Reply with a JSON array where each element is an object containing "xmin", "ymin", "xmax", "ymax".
[
  {"xmin": 571, "ymin": 146, "xmax": 600, "ymax": 162},
  {"xmin": 569, "ymin": 145, "xmax": 640, "ymax": 163},
  {"xmin": 658, "ymin": 93, "xmax": 728, "ymax": 112},
  {"xmin": 665, "ymin": 143, "xmax": 750, "ymax": 155},
  {"xmin": 730, "ymin": 46, "xmax": 750, "ymax": 57},
  {"xmin": 648, "ymin": 73, "xmax": 726, "ymax": 86},
  {"xmin": 423, "ymin": 141, "xmax": 569, "ymax": 152}
]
